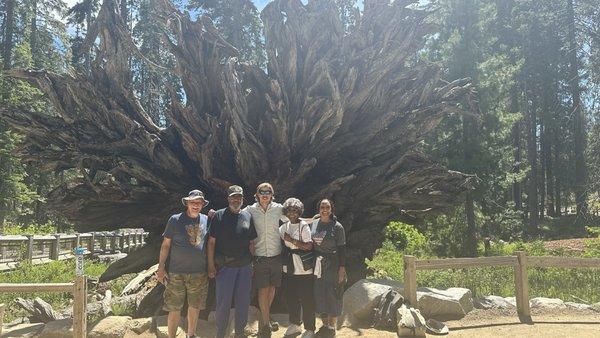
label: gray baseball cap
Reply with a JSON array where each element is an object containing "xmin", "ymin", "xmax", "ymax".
[{"xmin": 228, "ymin": 185, "xmax": 244, "ymax": 196}]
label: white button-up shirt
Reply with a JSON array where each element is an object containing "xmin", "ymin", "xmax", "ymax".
[{"xmin": 244, "ymin": 202, "xmax": 285, "ymax": 257}]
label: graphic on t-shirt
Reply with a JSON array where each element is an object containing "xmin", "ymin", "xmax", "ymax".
[
  {"xmin": 186, "ymin": 223, "xmax": 203, "ymax": 248},
  {"xmin": 312, "ymin": 230, "xmax": 327, "ymax": 246}
]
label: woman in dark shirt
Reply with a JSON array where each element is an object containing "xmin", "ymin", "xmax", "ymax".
[{"xmin": 311, "ymin": 199, "xmax": 346, "ymax": 337}]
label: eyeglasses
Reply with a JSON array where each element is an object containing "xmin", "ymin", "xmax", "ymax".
[{"xmin": 258, "ymin": 190, "xmax": 272, "ymax": 196}]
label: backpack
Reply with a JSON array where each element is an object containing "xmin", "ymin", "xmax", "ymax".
[{"xmin": 372, "ymin": 289, "xmax": 405, "ymax": 330}]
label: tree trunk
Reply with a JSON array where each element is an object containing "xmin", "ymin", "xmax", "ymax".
[
  {"xmin": 2, "ymin": 0, "xmax": 477, "ymax": 280},
  {"xmin": 539, "ymin": 122, "xmax": 546, "ymax": 220},
  {"xmin": 2, "ymin": 0, "xmax": 16, "ymax": 70},
  {"xmin": 525, "ymin": 87, "xmax": 538, "ymax": 236},
  {"xmin": 566, "ymin": 0, "xmax": 588, "ymax": 216},
  {"xmin": 30, "ymin": 0, "xmax": 40, "ymax": 68}
]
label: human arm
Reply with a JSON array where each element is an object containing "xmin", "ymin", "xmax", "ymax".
[
  {"xmin": 336, "ymin": 223, "xmax": 347, "ymax": 284},
  {"xmin": 157, "ymin": 237, "xmax": 171, "ymax": 284},
  {"xmin": 207, "ymin": 236, "xmax": 217, "ymax": 278}
]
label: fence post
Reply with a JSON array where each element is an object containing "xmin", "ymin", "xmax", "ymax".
[
  {"xmin": 110, "ymin": 233, "xmax": 117, "ymax": 253},
  {"xmin": 50, "ymin": 234, "xmax": 60, "ymax": 260},
  {"xmin": 514, "ymin": 251, "xmax": 531, "ymax": 322},
  {"xmin": 132, "ymin": 232, "xmax": 138, "ymax": 250},
  {"xmin": 0, "ymin": 302, "xmax": 4, "ymax": 336},
  {"xmin": 26, "ymin": 235, "xmax": 34, "ymax": 263},
  {"xmin": 403, "ymin": 255, "xmax": 418, "ymax": 307},
  {"xmin": 137, "ymin": 231, "xmax": 143, "ymax": 247},
  {"xmin": 73, "ymin": 275, "xmax": 87, "ymax": 338},
  {"xmin": 100, "ymin": 233, "xmax": 107, "ymax": 253},
  {"xmin": 89, "ymin": 232, "xmax": 95, "ymax": 254},
  {"xmin": 118, "ymin": 234, "xmax": 124, "ymax": 251}
]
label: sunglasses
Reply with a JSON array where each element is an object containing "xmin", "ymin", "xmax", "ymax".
[{"xmin": 258, "ymin": 190, "xmax": 273, "ymax": 196}]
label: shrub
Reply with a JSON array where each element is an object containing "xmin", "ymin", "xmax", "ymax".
[{"xmin": 384, "ymin": 221, "xmax": 428, "ymax": 256}]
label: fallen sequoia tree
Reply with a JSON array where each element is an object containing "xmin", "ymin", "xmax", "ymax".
[{"xmin": 2, "ymin": 0, "xmax": 476, "ymax": 286}]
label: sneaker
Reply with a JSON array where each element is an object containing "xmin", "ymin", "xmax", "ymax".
[
  {"xmin": 234, "ymin": 334, "xmax": 248, "ymax": 338},
  {"xmin": 301, "ymin": 330, "xmax": 315, "ymax": 338},
  {"xmin": 284, "ymin": 324, "xmax": 302, "ymax": 336},
  {"xmin": 269, "ymin": 318, "xmax": 279, "ymax": 332}
]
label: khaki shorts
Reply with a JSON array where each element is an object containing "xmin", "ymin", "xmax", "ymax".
[{"xmin": 163, "ymin": 272, "xmax": 209, "ymax": 312}]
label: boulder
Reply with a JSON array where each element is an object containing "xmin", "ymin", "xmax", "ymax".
[
  {"xmin": 89, "ymin": 316, "xmax": 132, "ymax": 338},
  {"xmin": 37, "ymin": 319, "xmax": 73, "ymax": 338},
  {"xmin": 128, "ymin": 317, "xmax": 152, "ymax": 334},
  {"xmin": 342, "ymin": 279, "xmax": 402, "ymax": 323},
  {"xmin": 564, "ymin": 302, "xmax": 591, "ymax": 311},
  {"xmin": 504, "ymin": 297, "xmax": 517, "ymax": 307},
  {"xmin": 474, "ymin": 295, "xmax": 515, "ymax": 309},
  {"xmin": 530, "ymin": 297, "xmax": 566, "ymax": 309},
  {"xmin": 416, "ymin": 287, "xmax": 473, "ymax": 320}
]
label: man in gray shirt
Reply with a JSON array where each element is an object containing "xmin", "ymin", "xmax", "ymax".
[
  {"xmin": 157, "ymin": 190, "xmax": 210, "ymax": 338},
  {"xmin": 244, "ymin": 182, "xmax": 285, "ymax": 338}
]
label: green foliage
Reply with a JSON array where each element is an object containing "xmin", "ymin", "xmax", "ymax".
[
  {"xmin": 0, "ymin": 258, "xmax": 115, "ymax": 321},
  {"xmin": 2, "ymin": 221, "xmax": 61, "ymax": 235},
  {"xmin": 585, "ymin": 226, "xmax": 600, "ymax": 238},
  {"xmin": 384, "ymin": 221, "xmax": 428, "ymax": 255}
]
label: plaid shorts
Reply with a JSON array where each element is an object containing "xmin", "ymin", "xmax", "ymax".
[{"xmin": 163, "ymin": 272, "xmax": 209, "ymax": 312}]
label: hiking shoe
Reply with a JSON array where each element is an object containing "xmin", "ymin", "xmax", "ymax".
[
  {"xmin": 284, "ymin": 324, "xmax": 302, "ymax": 336},
  {"xmin": 269, "ymin": 318, "xmax": 279, "ymax": 332},
  {"xmin": 301, "ymin": 330, "xmax": 316, "ymax": 338}
]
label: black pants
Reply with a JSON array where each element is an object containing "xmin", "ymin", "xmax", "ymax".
[{"xmin": 283, "ymin": 273, "xmax": 316, "ymax": 331}]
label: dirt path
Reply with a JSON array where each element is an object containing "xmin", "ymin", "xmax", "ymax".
[{"xmin": 337, "ymin": 308, "xmax": 600, "ymax": 338}]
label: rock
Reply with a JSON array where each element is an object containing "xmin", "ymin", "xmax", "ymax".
[
  {"xmin": 416, "ymin": 287, "xmax": 473, "ymax": 320},
  {"xmin": 62, "ymin": 290, "xmax": 113, "ymax": 318},
  {"xmin": 121, "ymin": 264, "xmax": 158, "ymax": 296},
  {"xmin": 32, "ymin": 297, "xmax": 63, "ymax": 323},
  {"xmin": 0, "ymin": 323, "xmax": 45, "ymax": 337},
  {"xmin": 15, "ymin": 297, "xmax": 35, "ymax": 314},
  {"xmin": 155, "ymin": 315, "xmax": 183, "ymax": 338},
  {"xmin": 342, "ymin": 279, "xmax": 402, "ymax": 323},
  {"xmin": 111, "ymin": 294, "xmax": 138, "ymax": 308},
  {"xmin": 504, "ymin": 297, "xmax": 517, "ymax": 307},
  {"xmin": 128, "ymin": 317, "xmax": 152, "ymax": 334},
  {"xmin": 89, "ymin": 316, "xmax": 132, "ymax": 338},
  {"xmin": 564, "ymin": 302, "xmax": 591, "ymax": 310},
  {"xmin": 474, "ymin": 295, "xmax": 515, "ymax": 309},
  {"xmin": 38, "ymin": 319, "xmax": 73, "ymax": 338},
  {"xmin": 530, "ymin": 297, "xmax": 566, "ymax": 309},
  {"xmin": 591, "ymin": 302, "xmax": 600, "ymax": 312}
]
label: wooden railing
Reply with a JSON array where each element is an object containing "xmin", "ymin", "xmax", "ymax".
[
  {"xmin": 0, "ymin": 230, "xmax": 149, "ymax": 271},
  {"xmin": 403, "ymin": 251, "xmax": 600, "ymax": 322},
  {"xmin": 0, "ymin": 275, "xmax": 87, "ymax": 337}
]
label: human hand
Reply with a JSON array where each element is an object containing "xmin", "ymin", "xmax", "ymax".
[
  {"xmin": 156, "ymin": 266, "xmax": 168, "ymax": 284},
  {"xmin": 283, "ymin": 233, "xmax": 294, "ymax": 243},
  {"xmin": 208, "ymin": 209, "xmax": 216, "ymax": 218}
]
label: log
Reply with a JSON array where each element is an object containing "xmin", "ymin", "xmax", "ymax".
[{"xmin": 1, "ymin": 0, "xmax": 477, "ymax": 284}]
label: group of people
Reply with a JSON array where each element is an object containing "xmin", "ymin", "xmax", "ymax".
[{"xmin": 157, "ymin": 183, "xmax": 347, "ymax": 338}]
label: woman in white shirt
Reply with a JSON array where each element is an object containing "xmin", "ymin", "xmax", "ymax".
[{"xmin": 279, "ymin": 198, "xmax": 316, "ymax": 338}]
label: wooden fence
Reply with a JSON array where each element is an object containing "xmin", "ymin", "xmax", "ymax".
[
  {"xmin": 0, "ymin": 275, "xmax": 87, "ymax": 337},
  {"xmin": 0, "ymin": 230, "xmax": 149, "ymax": 271},
  {"xmin": 403, "ymin": 251, "xmax": 600, "ymax": 322}
]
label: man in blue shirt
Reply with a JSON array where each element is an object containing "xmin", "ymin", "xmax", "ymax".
[
  {"xmin": 157, "ymin": 190, "xmax": 210, "ymax": 338},
  {"xmin": 208, "ymin": 185, "xmax": 257, "ymax": 338}
]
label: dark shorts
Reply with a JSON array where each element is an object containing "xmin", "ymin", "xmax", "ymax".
[{"xmin": 253, "ymin": 255, "xmax": 282, "ymax": 288}]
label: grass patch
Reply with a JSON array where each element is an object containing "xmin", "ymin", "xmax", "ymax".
[
  {"xmin": 0, "ymin": 259, "xmax": 126, "ymax": 322},
  {"xmin": 367, "ymin": 238, "xmax": 600, "ymax": 304}
]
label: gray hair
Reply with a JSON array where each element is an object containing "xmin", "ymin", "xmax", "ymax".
[{"xmin": 282, "ymin": 197, "xmax": 304, "ymax": 216}]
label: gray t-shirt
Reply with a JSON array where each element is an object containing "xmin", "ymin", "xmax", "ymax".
[{"xmin": 163, "ymin": 212, "xmax": 208, "ymax": 273}]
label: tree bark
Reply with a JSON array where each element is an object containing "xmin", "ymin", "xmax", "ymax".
[
  {"xmin": 2, "ymin": 0, "xmax": 16, "ymax": 70},
  {"xmin": 2, "ymin": 0, "xmax": 477, "ymax": 280}
]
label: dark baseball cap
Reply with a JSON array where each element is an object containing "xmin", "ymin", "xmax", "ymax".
[{"xmin": 228, "ymin": 185, "xmax": 244, "ymax": 196}]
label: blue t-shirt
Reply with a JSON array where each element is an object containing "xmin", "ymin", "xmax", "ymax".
[{"xmin": 163, "ymin": 212, "xmax": 208, "ymax": 273}]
